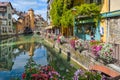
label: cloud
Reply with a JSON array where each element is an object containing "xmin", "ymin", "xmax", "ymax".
[
  {"xmin": 39, "ymin": 0, "xmax": 47, "ymax": 3},
  {"xmin": 34, "ymin": 8, "xmax": 47, "ymax": 20},
  {"xmin": 0, "ymin": 0, "xmax": 9, "ymax": 1}
]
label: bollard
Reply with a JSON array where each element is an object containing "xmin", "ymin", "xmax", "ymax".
[
  {"xmin": 67, "ymin": 51, "xmax": 71, "ymax": 62},
  {"xmin": 53, "ymin": 44, "xmax": 55, "ymax": 48},
  {"xmin": 59, "ymin": 48, "xmax": 61, "ymax": 53}
]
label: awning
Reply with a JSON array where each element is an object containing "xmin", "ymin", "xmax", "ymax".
[{"xmin": 45, "ymin": 26, "xmax": 53, "ymax": 29}]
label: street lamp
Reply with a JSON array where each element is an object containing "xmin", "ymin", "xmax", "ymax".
[{"xmin": 71, "ymin": 8, "xmax": 77, "ymax": 37}]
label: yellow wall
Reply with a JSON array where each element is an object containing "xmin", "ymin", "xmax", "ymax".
[
  {"xmin": 100, "ymin": 0, "xmax": 109, "ymax": 42},
  {"xmin": 17, "ymin": 19, "xmax": 24, "ymax": 33},
  {"xmin": 100, "ymin": 0, "xmax": 109, "ymax": 13},
  {"xmin": 28, "ymin": 10, "xmax": 35, "ymax": 30},
  {"xmin": 24, "ymin": 15, "xmax": 30, "ymax": 27},
  {"xmin": 100, "ymin": 19, "xmax": 107, "ymax": 42}
]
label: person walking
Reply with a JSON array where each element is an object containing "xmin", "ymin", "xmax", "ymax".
[{"xmin": 90, "ymin": 31, "xmax": 95, "ymax": 40}]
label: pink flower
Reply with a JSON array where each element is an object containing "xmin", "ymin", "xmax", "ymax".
[
  {"xmin": 22, "ymin": 73, "xmax": 26, "ymax": 79},
  {"xmin": 31, "ymin": 74, "xmax": 39, "ymax": 77}
]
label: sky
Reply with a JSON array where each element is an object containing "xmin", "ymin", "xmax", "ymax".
[{"xmin": 0, "ymin": 0, "xmax": 47, "ymax": 20}]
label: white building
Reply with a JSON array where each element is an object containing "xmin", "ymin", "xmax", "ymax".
[{"xmin": 0, "ymin": 2, "xmax": 13, "ymax": 35}]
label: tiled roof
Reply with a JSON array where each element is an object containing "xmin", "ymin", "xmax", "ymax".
[
  {"xmin": 0, "ymin": 2, "xmax": 13, "ymax": 9},
  {"xmin": 0, "ymin": 2, "xmax": 9, "ymax": 6},
  {"xmin": 28, "ymin": 8, "xmax": 34, "ymax": 11}
]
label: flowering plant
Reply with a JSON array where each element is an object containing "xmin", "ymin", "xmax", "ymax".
[
  {"xmin": 99, "ymin": 43, "xmax": 114, "ymax": 64},
  {"xmin": 73, "ymin": 69, "xmax": 109, "ymax": 80},
  {"xmin": 75, "ymin": 39, "xmax": 84, "ymax": 52},
  {"xmin": 70, "ymin": 38, "xmax": 76, "ymax": 49},
  {"xmin": 22, "ymin": 57, "xmax": 60, "ymax": 80},
  {"xmin": 91, "ymin": 42, "xmax": 115, "ymax": 64},
  {"xmin": 91, "ymin": 45, "xmax": 102, "ymax": 56},
  {"xmin": 57, "ymin": 35, "xmax": 66, "ymax": 44}
]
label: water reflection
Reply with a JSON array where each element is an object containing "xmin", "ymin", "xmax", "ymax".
[
  {"xmin": 0, "ymin": 36, "xmax": 48, "ymax": 79},
  {"xmin": 0, "ymin": 37, "xmax": 16, "ymax": 71}
]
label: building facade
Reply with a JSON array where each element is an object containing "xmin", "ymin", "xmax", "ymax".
[
  {"xmin": 16, "ymin": 9, "xmax": 35, "ymax": 34},
  {"xmin": 74, "ymin": 0, "xmax": 103, "ymax": 40},
  {"xmin": 100, "ymin": 0, "xmax": 120, "ymax": 43},
  {"xmin": 28, "ymin": 9, "xmax": 35, "ymax": 30},
  {"xmin": 0, "ymin": 2, "xmax": 13, "ymax": 35}
]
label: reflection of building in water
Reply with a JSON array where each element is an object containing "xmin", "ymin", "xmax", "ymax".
[
  {"xmin": 29, "ymin": 42, "xmax": 35, "ymax": 56},
  {"xmin": 18, "ymin": 36, "xmax": 35, "ymax": 56},
  {"xmin": 0, "ymin": 37, "xmax": 16, "ymax": 70}
]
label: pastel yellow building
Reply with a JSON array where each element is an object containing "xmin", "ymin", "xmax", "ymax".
[
  {"xmin": 17, "ymin": 9, "xmax": 35, "ymax": 34},
  {"xmin": 28, "ymin": 9, "xmax": 35, "ymax": 30},
  {"xmin": 100, "ymin": 0, "xmax": 109, "ymax": 42},
  {"xmin": 17, "ymin": 18, "xmax": 24, "ymax": 33}
]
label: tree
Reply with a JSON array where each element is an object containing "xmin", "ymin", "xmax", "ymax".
[
  {"xmin": 61, "ymin": 10, "xmax": 74, "ymax": 27},
  {"xmin": 50, "ymin": 0, "xmax": 64, "ymax": 26},
  {"xmin": 50, "ymin": 0, "xmax": 73, "ymax": 27}
]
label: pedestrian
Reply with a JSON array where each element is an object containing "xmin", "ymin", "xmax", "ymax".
[{"xmin": 90, "ymin": 31, "xmax": 95, "ymax": 40}]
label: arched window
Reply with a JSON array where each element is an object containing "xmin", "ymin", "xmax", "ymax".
[{"xmin": 8, "ymin": 14, "xmax": 11, "ymax": 19}]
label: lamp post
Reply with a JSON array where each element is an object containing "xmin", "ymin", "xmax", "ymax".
[{"xmin": 71, "ymin": 8, "xmax": 77, "ymax": 37}]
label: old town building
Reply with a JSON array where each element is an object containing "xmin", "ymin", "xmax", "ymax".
[
  {"xmin": 0, "ymin": 2, "xmax": 13, "ymax": 35},
  {"xmin": 16, "ymin": 9, "xmax": 35, "ymax": 34}
]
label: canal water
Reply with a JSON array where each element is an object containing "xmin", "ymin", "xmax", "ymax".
[{"xmin": 0, "ymin": 35, "xmax": 76, "ymax": 80}]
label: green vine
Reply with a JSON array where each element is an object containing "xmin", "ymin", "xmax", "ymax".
[
  {"xmin": 50, "ymin": 1, "xmax": 101, "ymax": 27},
  {"xmin": 74, "ymin": 3, "xmax": 101, "ymax": 26}
]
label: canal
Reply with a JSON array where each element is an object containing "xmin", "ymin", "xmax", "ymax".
[{"xmin": 0, "ymin": 35, "xmax": 78, "ymax": 80}]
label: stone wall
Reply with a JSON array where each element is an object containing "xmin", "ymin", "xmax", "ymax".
[{"xmin": 109, "ymin": 17, "xmax": 120, "ymax": 44}]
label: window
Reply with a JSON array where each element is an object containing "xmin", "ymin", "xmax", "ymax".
[
  {"xmin": 9, "ymin": 21, "xmax": 11, "ymax": 26},
  {"xmin": 90, "ymin": 0, "xmax": 93, "ymax": 3},
  {"xmin": 96, "ymin": 0, "xmax": 102, "ymax": 4},
  {"xmin": 2, "ymin": 20, "xmax": 7, "ymax": 25},
  {"xmin": 8, "ymin": 14, "xmax": 11, "ymax": 19}
]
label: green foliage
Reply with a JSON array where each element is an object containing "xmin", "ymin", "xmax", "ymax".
[
  {"xmin": 50, "ymin": 0, "xmax": 64, "ymax": 26},
  {"xmin": 75, "ymin": 3, "xmax": 100, "ymax": 16},
  {"xmin": 74, "ymin": 3, "xmax": 101, "ymax": 26},
  {"xmin": 50, "ymin": 0, "xmax": 73, "ymax": 27},
  {"xmin": 61, "ymin": 10, "xmax": 74, "ymax": 27},
  {"xmin": 50, "ymin": 0, "xmax": 101, "ymax": 28}
]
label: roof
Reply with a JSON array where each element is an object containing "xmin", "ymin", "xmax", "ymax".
[
  {"xmin": 28, "ymin": 8, "xmax": 34, "ymax": 11},
  {"xmin": 0, "ymin": 2, "xmax": 13, "ymax": 9}
]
